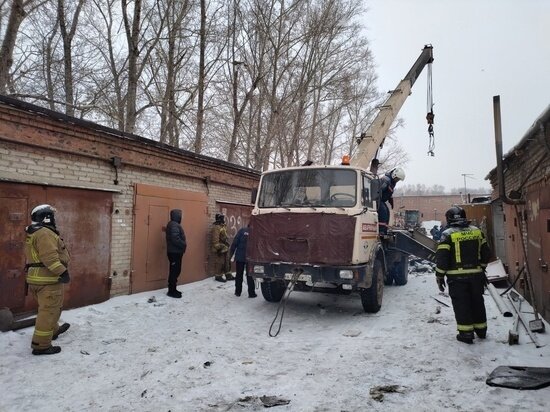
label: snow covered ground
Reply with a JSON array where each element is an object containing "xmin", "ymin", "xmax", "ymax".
[{"xmin": 1, "ymin": 268, "xmax": 550, "ymax": 412}]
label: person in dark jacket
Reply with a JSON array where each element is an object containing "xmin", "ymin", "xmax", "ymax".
[
  {"xmin": 435, "ymin": 206, "xmax": 491, "ymax": 344},
  {"xmin": 24, "ymin": 204, "xmax": 71, "ymax": 355},
  {"xmin": 229, "ymin": 226, "xmax": 256, "ymax": 298},
  {"xmin": 377, "ymin": 167, "xmax": 405, "ymax": 235},
  {"xmin": 166, "ymin": 209, "xmax": 187, "ymax": 298},
  {"xmin": 430, "ymin": 225, "xmax": 441, "ymax": 241}
]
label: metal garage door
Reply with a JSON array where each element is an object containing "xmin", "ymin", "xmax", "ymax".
[
  {"xmin": 132, "ymin": 184, "xmax": 209, "ymax": 293},
  {"xmin": 0, "ymin": 182, "xmax": 112, "ymax": 315}
]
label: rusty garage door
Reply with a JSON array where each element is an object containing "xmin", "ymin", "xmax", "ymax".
[
  {"xmin": 132, "ymin": 184, "xmax": 209, "ymax": 293},
  {"xmin": 216, "ymin": 202, "xmax": 253, "ymax": 273},
  {"xmin": 0, "ymin": 182, "xmax": 113, "ymax": 315},
  {"xmin": 217, "ymin": 201, "xmax": 252, "ymax": 241}
]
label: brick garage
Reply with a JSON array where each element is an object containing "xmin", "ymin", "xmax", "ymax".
[
  {"xmin": 487, "ymin": 103, "xmax": 550, "ymax": 321},
  {"xmin": 393, "ymin": 194, "xmax": 464, "ymax": 224},
  {"xmin": 0, "ymin": 96, "xmax": 259, "ymax": 314}
]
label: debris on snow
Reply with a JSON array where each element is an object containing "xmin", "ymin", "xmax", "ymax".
[
  {"xmin": 343, "ymin": 330, "xmax": 361, "ymax": 337},
  {"xmin": 260, "ymin": 395, "xmax": 291, "ymax": 407},
  {"xmin": 369, "ymin": 384, "xmax": 406, "ymax": 402}
]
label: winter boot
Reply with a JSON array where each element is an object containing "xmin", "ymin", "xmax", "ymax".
[
  {"xmin": 248, "ymin": 293, "xmax": 257, "ymax": 298},
  {"xmin": 456, "ymin": 331, "xmax": 474, "ymax": 344},
  {"xmin": 215, "ymin": 275, "xmax": 226, "ymax": 283},
  {"xmin": 474, "ymin": 328, "xmax": 487, "ymax": 339},
  {"xmin": 52, "ymin": 323, "xmax": 70, "ymax": 340},
  {"xmin": 167, "ymin": 289, "xmax": 182, "ymax": 298},
  {"xmin": 32, "ymin": 346, "xmax": 61, "ymax": 355},
  {"xmin": 235, "ymin": 291, "xmax": 241, "ymax": 297},
  {"xmin": 225, "ymin": 273, "xmax": 235, "ymax": 281}
]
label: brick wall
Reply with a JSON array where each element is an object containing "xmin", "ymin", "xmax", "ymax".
[
  {"xmin": 393, "ymin": 194, "xmax": 468, "ymax": 224},
  {"xmin": 0, "ymin": 99, "xmax": 258, "ymax": 297}
]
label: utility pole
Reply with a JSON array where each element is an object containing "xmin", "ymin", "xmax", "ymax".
[{"xmin": 461, "ymin": 173, "xmax": 474, "ymax": 198}]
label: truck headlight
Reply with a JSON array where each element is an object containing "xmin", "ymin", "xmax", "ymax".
[
  {"xmin": 339, "ymin": 270, "xmax": 353, "ymax": 279},
  {"xmin": 253, "ymin": 265, "xmax": 265, "ymax": 274}
]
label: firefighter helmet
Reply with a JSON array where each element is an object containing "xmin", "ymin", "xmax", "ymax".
[
  {"xmin": 215, "ymin": 213, "xmax": 225, "ymax": 224},
  {"xmin": 445, "ymin": 206, "xmax": 466, "ymax": 225},
  {"xmin": 391, "ymin": 167, "xmax": 406, "ymax": 181},
  {"xmin": 31, "ymin": 204, "xmax": 57, "ymax": 226}
]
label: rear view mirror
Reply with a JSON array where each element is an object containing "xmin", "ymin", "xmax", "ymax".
[
  {"xmin": 370, "ymin": 179, "xmax": 381, "ymax": 201},
  {"xmin": 251, "ymin": 187, "xmax": 258, "ymax": 204}
]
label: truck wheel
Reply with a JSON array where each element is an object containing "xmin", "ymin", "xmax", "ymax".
[
  {"xmin": 393, "ymin": 256, "xmax": 409, "ymax": 286},
  {"xmin": 361, "ymin": 259, "xmax": 384, "ymax": 313},
  {"xmin": 261, "ymin": 280, "xmax": 287, "ymax": 302}
]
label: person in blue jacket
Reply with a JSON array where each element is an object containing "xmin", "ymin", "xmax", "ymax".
[{"xmin": 229, "ymin": 225, "xmax": 256, "ymax": 298}]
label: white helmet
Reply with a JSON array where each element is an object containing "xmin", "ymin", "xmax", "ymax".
[{"xmin": 391, "ymin": 167, "xmax": 405, "ymax": 181}]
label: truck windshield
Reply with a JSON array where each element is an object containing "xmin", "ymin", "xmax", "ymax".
[{"xmin": 258, "ymin": 168, "xmax": 357, "ymax": 208}]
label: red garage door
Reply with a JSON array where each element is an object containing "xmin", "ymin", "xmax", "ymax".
[
  {"xmin": 132, "ymin": 184, "xmax": 209, "ymax": 293},
  {"xmin": 0, "ymin": 182, "xmax": 112, "ymax": 315}
]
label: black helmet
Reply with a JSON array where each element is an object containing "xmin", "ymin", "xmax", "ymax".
[
  {"xmin": 215, "ymin": 213, "xmax": 225, "ymax": 224},
  {"xmin": 31, "ymin": 204, "xmax": 57, "ymax": 226},
  {"xmin": 445, "ymin": 206, "xmax": 466, "ymax": 225}
]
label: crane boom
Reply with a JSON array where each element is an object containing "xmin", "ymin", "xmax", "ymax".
[{"xmin": 351, "ymin": 45, "xmax": 434, "ymax": 170}]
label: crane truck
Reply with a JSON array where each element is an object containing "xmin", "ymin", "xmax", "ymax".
[{"xmin": 247, "ymin": 45, "xmax": 436, "ymax": 313}]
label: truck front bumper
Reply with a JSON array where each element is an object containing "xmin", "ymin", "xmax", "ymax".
[{"xmin": 248, "ymin": 262, "xmax": 372, "ymax": 288}]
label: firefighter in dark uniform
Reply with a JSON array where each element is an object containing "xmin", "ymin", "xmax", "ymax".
[
  {"xmin": 435, "ymin": 206, "xmax": 491, "ymax": 344},
  {"xmin": 24, "ymin": 204, "xmax": 71, "ymax": 355},
  {"xmin": 377, "ymin": 167, "xmax": 405, "ymax": 235}
]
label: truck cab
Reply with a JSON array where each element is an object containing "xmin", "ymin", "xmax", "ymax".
[{"xmin": 247, "ymin": 164, "xmax": 394, "ymax": 312}]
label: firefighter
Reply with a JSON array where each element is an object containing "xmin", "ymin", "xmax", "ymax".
[
  {"xmin": 24, "ymin": 204, "xmax": 71, "ymax": 355},
  {"xmin": 210, "ymin": 214, "xmax": 234, "ymax": 282},
  {"xmin": 377, "ymin": 167, "xmax": 405, "ymax": 235},
  {"xmin": 435, "ymin": 206, "xmax": 491, "ymax": 344}
]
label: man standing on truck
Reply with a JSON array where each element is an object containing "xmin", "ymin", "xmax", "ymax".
[
  {"xmin": 377, "ymin": 167, "xmax": 405, "ymax": 235},
  {"xmin": 435, "ymin": 206, "xmax": 491, "ymax": 344}
]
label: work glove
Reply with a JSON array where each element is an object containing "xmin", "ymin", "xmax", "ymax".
[
  {"xmin": 436, "ymin": 276, "xmax": 445, "ymax": 292},
  {"xmin": 58, "ymin": 270, "xmax": 70, "ymax": 284}
]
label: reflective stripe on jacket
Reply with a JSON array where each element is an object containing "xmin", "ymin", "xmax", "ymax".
[
  {"xmin": 25, "ymin": 226, "xmax": 70, "ymax": 285},
  {"xmin": 435, "ymin": 225, "xmax": 490, "ymax": 277}
]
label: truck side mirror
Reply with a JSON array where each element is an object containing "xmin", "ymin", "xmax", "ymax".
[
  {"xmin": 251, "ymin": 187, "xmax": 258, "ymax": 204},
  {"xmin": 370, "ymin": 179, "xmax": 381, "ymax": 201},
  {"xmin": 362, "ymin": 188, "xmax": 370, "ymax": 203}
]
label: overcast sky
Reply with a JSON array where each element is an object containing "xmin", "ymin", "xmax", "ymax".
[{"xmin": 363, "ymin": 0, "xmax": 550, "ymax": 192}]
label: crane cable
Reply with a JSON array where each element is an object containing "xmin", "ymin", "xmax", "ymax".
[
  {"xmin": 268, "ymin": 270, "xmax": 302, "ymax": 337},
  {"xmin": 426, "ymin": 62, "xmax": 435, "ymax": 156}
]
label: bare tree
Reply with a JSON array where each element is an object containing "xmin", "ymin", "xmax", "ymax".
[
  {"xmin": 0, "ymin": 0, "xmax": 47, "ymax": 93},
  {"xmin": 57, "ymin": 0, "xmax": 85, "ymax": 116},
  {"xmin": 194, "ymin": 0, "xmax": 206, "ymax": 152}
]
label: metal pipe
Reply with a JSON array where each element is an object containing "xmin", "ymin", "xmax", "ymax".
[
  {"xmin": 507, "ymin": 294, "xmax": 543, "ymax": 348},
  {"xmin": 493, "ymin": 96, "xmax": 524, "ymax": 205},
  {"xmin": 487, "ymin": 283, "xmax": 513, "ymax": 317}
]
